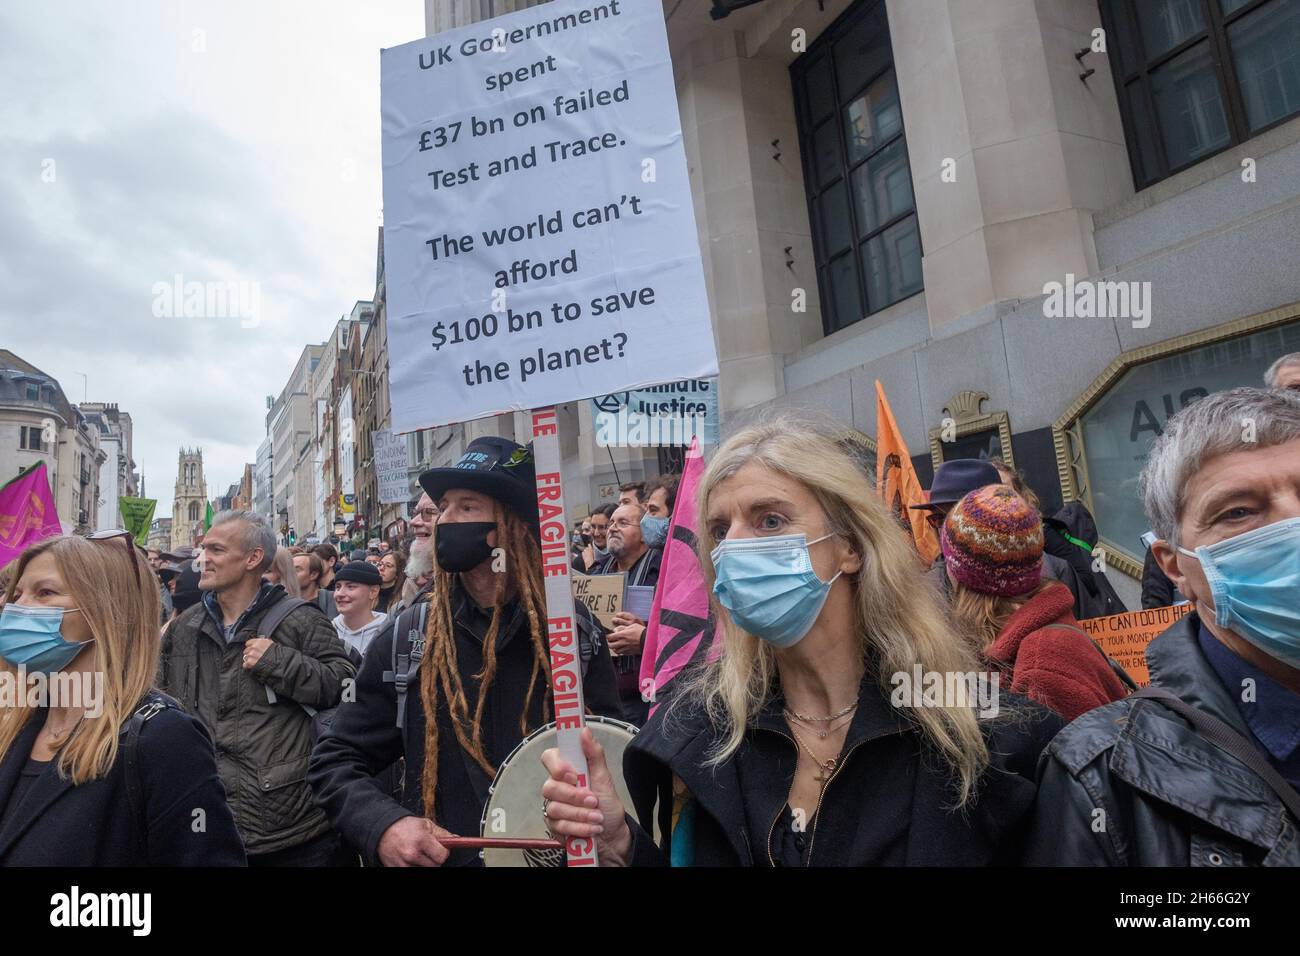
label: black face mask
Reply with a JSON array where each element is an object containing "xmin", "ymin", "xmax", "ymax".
[
  {"xmin": 580, "ymin": 533, "xmax": 592, "ymax": 544},
  {"xmin": 435, "ymin": 521, "xmax": 496, "ymax": 573}
]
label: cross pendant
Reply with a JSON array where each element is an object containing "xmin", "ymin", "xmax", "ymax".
[{"xmin": 813, "ymin": 760, "xmax": 835, "ymax": 784}]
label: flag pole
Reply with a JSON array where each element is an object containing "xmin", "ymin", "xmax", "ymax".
[{"xmin": 529, "ymin": 406, "xmax": 598, "ymax": 867}]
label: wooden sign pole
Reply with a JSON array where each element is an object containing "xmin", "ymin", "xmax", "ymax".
[{"xmin": 530, "ymin": 405, "xmax": 598, "ymax": 867}]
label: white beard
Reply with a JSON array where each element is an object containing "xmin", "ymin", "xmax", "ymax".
[{"xmin": 406, "ymin": 538, "xmax": 434, "ymax": 579}]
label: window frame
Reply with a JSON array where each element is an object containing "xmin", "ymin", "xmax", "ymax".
[
  {"xmin": 791, "ymin": 0, "xmax": 923, "ymax": 336},
  {"xmin": 1100, "ymin": 0, "xmax": 1300, "ymax": 189},
  {"xmin": 19, "ymin": 425, "xmax": 44, "ymax": 451}
]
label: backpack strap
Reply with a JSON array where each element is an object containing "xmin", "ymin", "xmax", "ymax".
[
  {"xmin": 382, "ymin": 601, "xmax": 429, "ymax": 731},
  {"xmin": 1046, "ymin": 623, "xmax": 1140, "ymax": 693},
  {"xmin": 575, "ymin": 607, "xmax": 600, "ymax": 677},
  {"xmin": 255, "ymin": 596, "xmax": 309, "ymax": 707},
  {"xmin": 1132, "ymin": 686, "xmax": 1300, "ymax": 822},
  {"xmin": 121, "ymin": 697, "xmax": 177, "ymax": 864}
]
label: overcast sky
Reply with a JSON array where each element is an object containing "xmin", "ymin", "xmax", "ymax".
[{"xmin": 0, "ymin": 1, "xmax": 424, "ymax": 516}]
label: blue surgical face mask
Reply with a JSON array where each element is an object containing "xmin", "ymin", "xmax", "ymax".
[
  {"xmin": 593, "ymin": 543, "xmax": 610, "ymax": 560},
  {"xmin": 0, "ymin": 604, "xmax": 94, "ymax": 673},
  {"xmin": 1178, "ymin": 517, "xmax": 1300, "ymax": 667},
  {"xmin": 711, "ymin": 532, "xmax": 842, "ymax": 649},
  {"xmin": 641, "ymin": 513, "xmax": 669, "ymax": 549}
]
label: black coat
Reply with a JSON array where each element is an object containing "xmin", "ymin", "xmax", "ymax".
[
  {"xmin": 1043, "ymin": 502, "xmax": 1128, "ymax": 619},
  {"xmin": 621, "ymin": 672, "xmax": 1062, "ymax": 866},
  {"xmin": 0, "ymin": 692, "xmax": 246, "ymax": 866},
  {"xmin": 1022, "ymin": 613, "xmax": 1300, "ymax": 865},
  {"xmin": 308, "ymin": 580, "xmax": 623, "ymax": 866}
]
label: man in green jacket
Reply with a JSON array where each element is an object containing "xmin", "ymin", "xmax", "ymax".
[{"xmin": 160, "ymin": 509, "xmax": 357, "ymax": 865}]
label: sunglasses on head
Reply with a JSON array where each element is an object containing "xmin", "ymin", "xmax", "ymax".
[
  {"xmin": 87, "ymin": 529, "xmax": 144, "ymax": 587},
  {"xmin": 924, "ymin": 511, "xmax": 947, "ymax": 530}
]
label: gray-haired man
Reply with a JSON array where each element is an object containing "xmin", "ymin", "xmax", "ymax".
[
  {"xmin": 1024, "ymin": 387, "xmax": 1300, "ymax": 865},
  {"xmin": 160, "ymin": 510, "xmax": 357, "ymax": 865},
  {"xmin": 1265, "ymin": 351, "xmax": 1300, "ymax": 391}
]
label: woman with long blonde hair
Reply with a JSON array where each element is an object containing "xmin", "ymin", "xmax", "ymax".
[
  {"xmin": 0, "ymin": 534, "xmax": 245, "ymax": 865},
  {"xmin": 541, "ymin": 419, "xmax": 1062, "ymax": 865}
]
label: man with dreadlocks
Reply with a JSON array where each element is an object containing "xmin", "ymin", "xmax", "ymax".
[{"xmin": 308, "ymin": 437, "xmax": 622, "ymax": 866}]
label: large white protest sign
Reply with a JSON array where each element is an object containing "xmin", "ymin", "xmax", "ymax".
[
  {"xmin": 381, "ymin": 0, "xmax": 717, "ymax": 433},
  {"xmin": 372, "ymin": 430, "xmax": 410, "ymax": 504}
]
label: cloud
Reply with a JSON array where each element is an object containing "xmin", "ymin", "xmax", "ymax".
[{"xmin": 0, "ymin": 1, "xmax": 422, "ymax": 515}]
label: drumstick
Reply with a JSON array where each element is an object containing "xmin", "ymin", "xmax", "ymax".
[{"xmin": 441, "ymin": 836, "xmax": 564, "ymax": 850}]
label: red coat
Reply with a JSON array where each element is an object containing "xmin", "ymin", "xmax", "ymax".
[{"xmin": 985, "ymin": 582, "xmax": 1128, "ymax": 722}]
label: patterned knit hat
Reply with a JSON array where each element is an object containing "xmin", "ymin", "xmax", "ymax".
[{"xmin": 940, "ymin": 484, "xmax": 1043, "ymax": 597}]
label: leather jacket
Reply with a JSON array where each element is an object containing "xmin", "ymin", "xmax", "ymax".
[{"xmin": 1022, "ymin": 612, "xmax": 1300, "ymax": 866}]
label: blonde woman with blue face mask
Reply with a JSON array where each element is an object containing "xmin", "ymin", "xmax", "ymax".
[
  {"xmin": 0, "ymin": 534, "xmax": 245, "ymax": 866},
  {"xmin": 540, "ymin": 419, "xmax": 1062, "ymax": 866}
]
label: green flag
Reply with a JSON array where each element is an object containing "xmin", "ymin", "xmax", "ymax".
[
  {"xmin": 119, "ymin": 497, "xmax": 157, "ymax": 547},
  {"xmin": 204, "ymin": 501, "xmax": 214, "ymax": 531}
]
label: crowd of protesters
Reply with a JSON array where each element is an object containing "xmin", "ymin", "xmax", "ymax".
[{"xmin": 0, "ymin": 358, "xmax": 1297, "ymax": 867}]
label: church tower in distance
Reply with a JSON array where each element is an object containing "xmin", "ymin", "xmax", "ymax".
[{"xmin": 171, "ymin": 447, "xmax": 208, "ymax": 550}]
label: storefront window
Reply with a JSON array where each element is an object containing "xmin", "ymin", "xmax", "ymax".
[{"xmin": 1059, "ymin": 316, "xmax": 1300, "ymax": 570}]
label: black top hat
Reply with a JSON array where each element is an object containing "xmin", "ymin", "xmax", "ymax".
[
  {"xmin": 418, "ymin": 437, "xmax": 539, "ymax": 527},
  {"xmin": 909, "ymin": 458, "xmax": 1001, "ymax": 510}
]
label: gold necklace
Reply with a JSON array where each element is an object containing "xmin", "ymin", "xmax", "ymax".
[
  {"xmin": 783, "ymin": 708, "xmax": 854, "ymax": 740},
  {"xmin": 788, "ymin": 725, "xmax": 838, "ymax": 786},
  {"xmin": 42, "ymin": 714, "xmax": 81, "ymax": 743},
  {"xmin": 784, "ymin": 700, "xmax": 858, "ymax": 722}
]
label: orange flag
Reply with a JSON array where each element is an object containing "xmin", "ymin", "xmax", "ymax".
[{"xmin": 875, "ymin": 380, "xmax": 941, "ymax": 566}]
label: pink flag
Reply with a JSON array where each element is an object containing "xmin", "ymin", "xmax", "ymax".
[
  {"xmin": 0, "ymin": 462, "xmax": 63, "ymax": 568},
  {"xmin": 640, "ymin": 437, "xmax": 722, "ymax": 718}
]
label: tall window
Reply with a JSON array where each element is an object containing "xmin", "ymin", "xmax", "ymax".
[
  {"xmin": 1102, "ymin": 0, "xmax": 1300, "ymax": 189},
  {"xmin": 189, "ymin": 501, "xmax": 200, "ymax": 521},
  {"xmin": 792, "ymin": 0, "xmax": 922, "ymax": 335}
]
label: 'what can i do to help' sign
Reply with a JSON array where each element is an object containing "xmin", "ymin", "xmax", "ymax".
[{"xmin": 380, "ymin": 0, "xmax": 719, "ymax": 433}]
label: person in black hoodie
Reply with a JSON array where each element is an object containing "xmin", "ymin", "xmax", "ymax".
[
  {"xmin": 0, "ymin": 533, "xmax": 245, "ymax": 865},
  {"xmin": 308, "ymin": 437, "xmax": 622, "ymax": 867},
  {"xmin": 540, "ymin": 420, "xmax": 1060, "ymax": 866},
  {"xmin": 1041, "ymin": 501, "xmax": 1128, "ymax": 620}
]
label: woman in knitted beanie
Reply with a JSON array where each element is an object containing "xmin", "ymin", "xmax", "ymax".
[{"xmin": 943, "ymin": 484, "xmax": 1129, "ymax": 721}]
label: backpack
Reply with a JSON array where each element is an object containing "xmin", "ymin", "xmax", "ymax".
[
  {"xmin": 252, "ymin": 595, "xmax": 335, "ymax": 742},
  {"xmin": 120, "ymin": 694, "xmax": 183, "ymax": 863},
  {"xmin": 381, "ymin": 598, "xmax": 601, "ymax": 731},
  {"xmin": 383, "ymin": 601, "xmax": 430, "ymax": 731}
]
